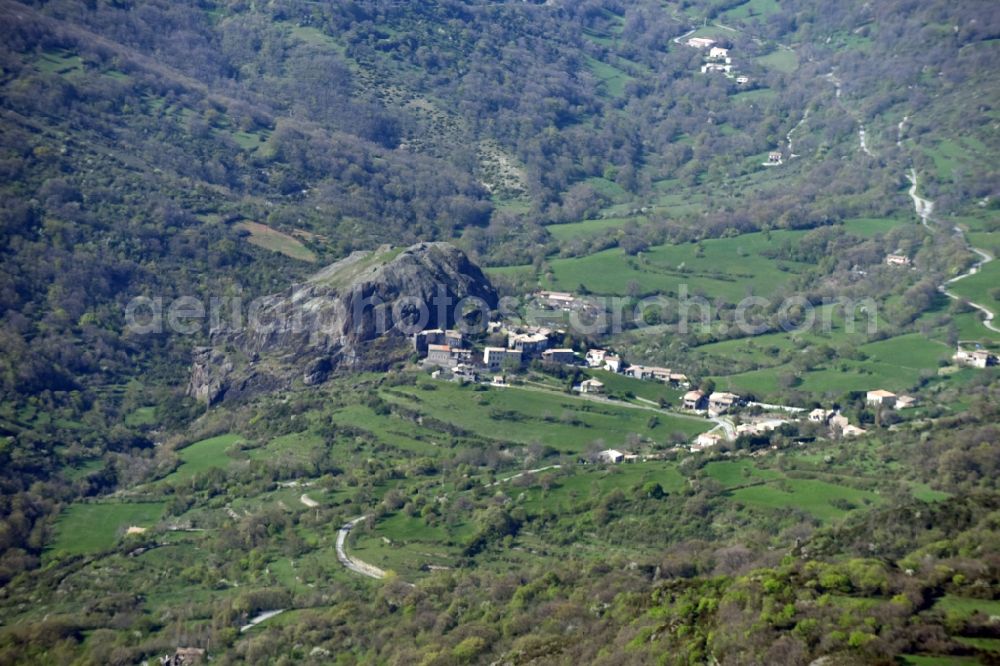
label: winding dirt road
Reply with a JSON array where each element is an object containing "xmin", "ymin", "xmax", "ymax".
[
  {"xmin": 907, "ymin": 170, "xmax": 999, "ymax": 334},
  {"xmin": 336, "ymin": 516, "xmax": 388, "ymax": 580}
]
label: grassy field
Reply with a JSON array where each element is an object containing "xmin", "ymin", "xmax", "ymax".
[
  {"xmin": 542, "ymin": 229, "xmax": 809, "ymax": 300},
  {"xmin": 166, "ymin": 433, "xmax": 245, "ymax": 481},
  {"xmin": 64, "ymin": 458, "xmax": 104, "ymax": 481},
  {"xmin": 583, "ymin": 369, "xmax": 685, "ymax": 405},
  {"xmin": 546, "ymin": 216, "xmax": 646, "ymax": 242},
  {"xmin": 842, "ymin": 217, "xmax": 909, "ymax": 237},
  {"xmin": 756, "ymin": 49, "xmax": 799, "ymax": 73},
  {"xmin": 730, "ymin": 478, "xmax": 880, "ymax": 523},
  {"xmin": 933, "ymin": 595, "xmax": 1000, "ymax": 620},
  {"xmin": 955, "ymin": 636, "xmax": 1000, "ymax": 651},
  {"xmin": 694, "ymin": 333, "xmax": 799, "ymax": 365},
  {"xmin": 719, "ymin": 0, "xmax": 781, "ymax": 20},
  {"xmin": 383, "ymin": 380, "xmax": 708, "ymax": 452},
  {"xmin": 246, "ymin": 430, "xmax": 326, "ymax": 462},
  {"xmin": 351, "ymin": 512, "xmax": 472, "ymax": 578},
  {"xmin": 706, "ymin": 332, "xmax": 952, "ymax": 400},
  {"xmin": 484, "ymin": 264, "xmax": 535, "ymax": 282},
  {"xmin": 50, "ymin": 502, "xmax": 166, "ymax": 556},
  {"xmin": 703, "ymin": 460, "xmax": 781, "ymax": 487},
  {"xmin": 585, "ymin": 56, "xmax": 633, "ymax": 98},
  {"xmin": 520, "ymin": 462, "xmax": 687, "ymax": 512},
  {"xmin": 923, "ymin": 137, "xmax": 988, "ymax": 182},
  {"xmin": 950, "ymin": 311, "xmax": 1000, "ymax": 344},
  {"xmin": 226, "ymin": 127, "xmax": 273, "ymax": 152},
  {"xmin": 582, "ymin": 176, "xmax": 629, "ymax": 201},
  {"xmin": 37, "ymin": 49, "xmax": 84, "ymax": 76},
  {"xmin": 330, "ymin": 404, "xmax": 447, "ymax": 454},
  {"xmin": 124, "ymin": 406, "xmax": 157, "ymax": 427},
  {"xmin": 732, "ymin": 88, "xmax": 777, "ymax": 104},
  {"xmin": 948, "ymin": 260, "xmax": 1000, "ymax": 318},
  {"xmin": 967, "ymin": 232, "xmax": 1000, "ymax": 257},
  {"xmin": 234, "ymin": 221, "xmax": 317, "ymax": 262}
]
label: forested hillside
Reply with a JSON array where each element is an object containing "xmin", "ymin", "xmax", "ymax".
[{"xmin": 0, "ymin": 0, "xmax": 998, "ymax": 663}]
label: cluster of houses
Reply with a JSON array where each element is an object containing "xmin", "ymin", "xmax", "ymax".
[
  {"xmin": 681, "ymin": 389, "xmax": 741, "ymax": 416},
  {"xmin": 686, "ymin": 37, "xmax": 750, "ymax": 86},
  {"xmin": 808, "ymin": 408, "xmax": 866, "ymax": 438},
  {"xmin": 575, "ymin": 349, "xmax": 690, "ymax": 396},
  {"xmin": 584, "ymin": 349, "xmax": 689, "ymax": 386},
  {"xmin": 866, "ymin": 389, "xmax": 917, "ymax": 410},
  {"xmin": 413, "ymin": 320, "xmax": 698, "ymax": 400},
  {"xmin": 415, "ymin": 324, "xmax": 584, "ymax": 378},
  {"xmin": 954, "ymin": 347, "xmax": 998, "ymax": 368},
  {"xmin": 413, "ymin": 319, "xmax": 962, "ymax": 461},
  {"xmin": 674, "ymin": 386, "xmax": 924, "ymax": 455}
]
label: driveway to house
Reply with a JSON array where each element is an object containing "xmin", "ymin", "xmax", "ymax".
[{"xmin": 709, "ymin": 416, "xmax": 736, "ymax": 440}]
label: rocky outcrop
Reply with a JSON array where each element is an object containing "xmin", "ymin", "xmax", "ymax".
[
  {"xmin": 187, "ymin": 347, "xmax": 232, "ymax": 405},
  {"xmin": 187, "ymin": 242, "xmax": 497, "ymax": 404}
]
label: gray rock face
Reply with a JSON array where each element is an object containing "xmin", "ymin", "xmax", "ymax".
[
  {"xmin": 187, "ymin": 242, "xmax": 496, "ymax": 404},
  {"xmin": 187, "ymin": 347, "xmax": 232, "ymax": 406}
]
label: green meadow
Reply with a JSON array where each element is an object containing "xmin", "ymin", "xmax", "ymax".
[
  {"xmin": 933, "ymin": 595, "xmax": 1000, "ymax": 620},
  {"xmin": 585, "ymin": 56, "xmax": 633, "ymax": 98},
  {"xmin": 702, "ymin": 331, "xmax": 952, "ymax": 401},
  {"xmin": 584, "ymin": 368, "xmax": 685, "ymax": 405},
  {"xmin": 382, "ymin": 380, "xmax": 708, "ymax": 451},
  {"xmin": 247, "ymin": 430, "xmax": 326, "ymax": 462},
  {"xmin": 166, "ymin": 433, "xmax": 245, "ymax": 481},
  {"xmin": 351, "ymin": 512, "xmax": 473, "ymax": 578},
  {"xmin": 732, "ymin": 88, "xmax": 777, "ymax": 104},
  {"xmin": 520, "ymin": 462, "xmax": 688, "ymax": 511},
  {"xmin": 719, "ymin": 0, "xmax": 781, "ymax": 20},
  {"xmin": 948, "ymin": 260, "xmax": 1000, "ymax": 318},
  {"xmin": 755, "ymin": 49, "xmax": 799, "ymax": 73},
  {"xmin": 729, "ymin": 478, "xmax": 880, "ymax": 523},
  {"xmin": 703, "ymin": 460, "xmax": 781, "ymax": 487},
  {"xmin": 842, "ymin": 217, "xmax": 909, "ymax": 237},
  {"xmin": 542, "ymin": 230, "xmax": 809, "ymax": 300},
  {"xmin": 124, "ymin": 406, "xmax": 157, "ymax": 427},
  {"xmin": 234, "ymin": 221, "xmax": 317, "ymax": 263},
  {"xmin": 546, "ymin": 216, "xmax": 646, "ymax": 242},
  {"xmin": 330, "ymin": 404, "xmax": 448, "ymax": 455},
  {"xmin": 50, "ymin": 502, "xmax": 166, "ymax": 556}
]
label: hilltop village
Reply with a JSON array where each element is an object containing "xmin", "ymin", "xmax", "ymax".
[{"xmin": 410, "ymin": 290, "xmax": 999, "ymax": 459}]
